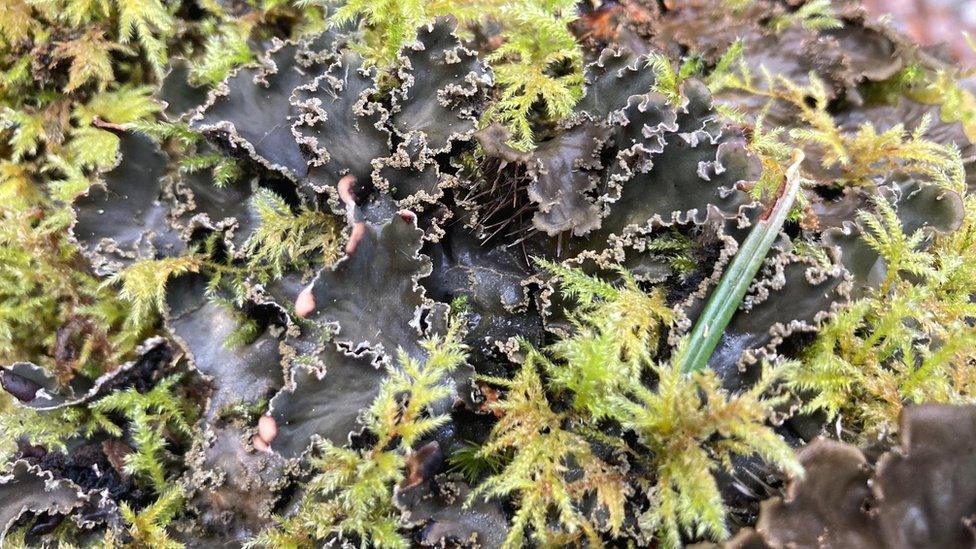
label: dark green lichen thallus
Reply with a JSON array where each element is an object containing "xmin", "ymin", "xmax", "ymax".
[{"xmin": 2, "ymin": 2, "xmax": 976, "ymax": 548}]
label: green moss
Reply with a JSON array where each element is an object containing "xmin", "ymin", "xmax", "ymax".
[
  {"xmin": 325, "ymin": 0, "xmax": 583, "ymax": 150},
  {"xmin": 474, "ymin": 264, "xmax": 799, "ymax": 548},
  {"xmin": 248, "ymin": 316, "xmax": 468, "ymax": 548},
  {"xmin": 244, "ymin": 188, "xmax": 342, "ymax": 283},
  {"xmin": 474, "ymin": 360, "xmax": 628, "ymax": 547},
  {"xmin": 91, "ymin": 375, "xmax": 197, "ymax": 490},
  {"xmin": 767, "ymin": 0, "xmax": 841, "ymax": 33},
  {"xmin": 2, "ymin": 1, "xmax": 976, "ymax": 546},
  {"xmin": 0, "ymin": 200, "xmax": 145, "ymax": 375},
  {"xmin": 0, "ymin": 398, "xmax": 117, "ymax": 459},
  {"xmin": 481, "ymin": 0, "xmax": 583, "ymax": 150},
  {"xmin": 0, "ymin": 0, "xmax": 327, "ymax": 375},
  {"xmin": 787, "ymin": 196, "xmax": 976, "ymax": 438},
  {"xmin": 116, "ymin": 485, "xmax": 185, "ymax": 549},
  {"xmin": 708, "ymin": 54, "xmax": 965, "ymax": 194},
  {"xmin": 110, "ymin": 256, "xmax": 206, "ymax": 332}
]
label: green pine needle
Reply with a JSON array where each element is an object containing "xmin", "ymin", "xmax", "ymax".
[{"xmin": 679, "ymin": 149, "xmax": 805, "ymax": 374}]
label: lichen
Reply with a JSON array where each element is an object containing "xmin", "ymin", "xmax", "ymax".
[{"xmin": 3, "ymin": 0, "xmax": 976, "ymax": 547}]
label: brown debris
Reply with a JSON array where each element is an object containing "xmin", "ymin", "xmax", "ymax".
[
  {"xmin": 403, "ymin": 441, "xmax": 444, "ymax": 489},
  {"xmin": 100, "ymin": 440, "xmax": 133, "ymax": 478},
  {"xmin": 0, "ymin": 369, "xmax": 42, "ymax": 402}
]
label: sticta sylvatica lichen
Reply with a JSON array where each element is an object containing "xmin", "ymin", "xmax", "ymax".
[
  {"xmin": 729, "ymin": 405, "xmax": 976, "ymax": 549},
  {"xmin": 2, "ymin": 1, "xmax": 976, "ymax": 547},
  {"xmin": 0, "ymin": 461, "xmax": 100, "ymax": 543}
]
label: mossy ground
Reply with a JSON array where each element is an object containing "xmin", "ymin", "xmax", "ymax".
[{"xmin": 1, "ymin": 1, "xmax": 975, "ymax": 547}]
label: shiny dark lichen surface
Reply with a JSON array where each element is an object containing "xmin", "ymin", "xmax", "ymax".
[{"xmin": 1, "ymin": 0, "xmax": 976, "ymax": 547}]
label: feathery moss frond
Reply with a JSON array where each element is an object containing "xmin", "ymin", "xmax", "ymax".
[
  {"xmin": 110, "ymin": 255, "xmax": 205, "ymax": 330},
  {"xmin": 476, "ymin": 264, "xmax": 798, "ymax": 547},
  {"xmin": 2, "ymin": 109, "xmax": 47, "ymax": 162},
  {"xmin": 129, "ymin": 119, "xmax": 202, "ymax": 148},
  {"xmin": 244, "ymin": 189, "xmax": 342, "ymax": 282},
  {"xmin": 180, "ymin": 151, "xmax": 242, "ymax": 188},
  {"xmin": 535, "ymin": 258, "xmax": 673, "ymax": 416},
  {"xmin": 824, "ymin": 113, "xmax": 965, "ymax": 191},
  {"xmin": 858, "ymin": 196, "xmax": 935, "ymax": 292},
  {"xmin": 0, "ymin": 196, "xmax": 142, "ymax": 372},
  {"xmin": 190, "ymin": 24, "xmax": 256, "ymax": 86},
  {"xmin": 616, "ymin": 357, "xmax": 800, "ymax": 546},
  {"xmin": 248, "ymin": 316, "xmax": 468, "ymax": 548},
  {"xmin": 91, "ymin": 375, "xmax": 196, "ymax": 490},
  {"xmin": 645, "ymin": 231, "xmax": 698, "ymax": 277},
  {"xmin": 793, "ymin": 78, "xmax": 967, "ymax": 189},
  {"xmin": 787, "ymin": 196, "xmax": 976, "ymax": 438},
  {"xmin": 768, "ymin": 0, "xmax": 842, "ymax": 33},
  {"xmin": 448, "ymin": 442, "xmax": 507, "ymax": 484},
  {"xmin": 870, "ymin": 47, "xmax": 976, "ymax": 142},
  {"xmin": 324, "ymin": 0, "xmax": 493, "ymax": 66},
  {"xmin": 707, "ymin": 39, "xmax": 747, "ymax": 95},
  {"xmin": 746, "ymin": 108, "xmax": 795, "ymax": 200},
  {"xmin": 0, "ymin": 0, "xmax": 35, "ymax": 43},
  {"xmin": 75, "ymin": 86, "xmax": 162, "ymax": 126},
  {"xmin": 482, "ymin": 0, "xmax": 583, "ymax": 150},
  {"xmin": 328, "ymin": 0, "xmax": 429, "ymax": 66},
  {"xmin": 711, "ymin": 65, "xmax": 966, "ymax": 191},
  {"xmin": 67, "ymin": 126, "xmax": 120, "ymax": 169},
  {"xmin": 0, "ymin": 399, "xmax": 119, "ymax": 460},
  {"xmin": 647, "ymin": 53, "xmax": 702, "ymax": 106},
  {"xmin": 113, "ymin": 0, "xmax": 175, "ymax": 77},
  {"xmin": 119, "ymin": 485, "xmax": 185, "ymax": 549},
  {"xmin": 54, "ymin": 28, "xmax": 130, "ymax": 92},
  {"xmin": 325, "ymin": 0, "xmax": 582, "ymax": 149},
  {"xmin": 473, "ymin": 358, "xmax": 627, "ymax": 548}
]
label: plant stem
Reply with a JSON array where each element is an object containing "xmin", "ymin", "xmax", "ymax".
[{"xmin": 679, "ymin": 149, "xmax": 805, "ymax": 374}]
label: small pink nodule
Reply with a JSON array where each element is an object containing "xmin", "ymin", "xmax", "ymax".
[
  {"xmin": 346, "ymin": 222, "xmax": 367, "ymax": 254},
  {"xmin": 337, "ymin": 174, "xmax": 357, "ymax": 206},
  {"xmin": 257, "ymin": 415, "xmax": 278, "ymax": 443},
  {"xmin": 252, "ymin": 435, "xmax": 270, "ymax": 452},
  {"xmin": 295, "ymin": 286, "xmax": 316, "ymax": 318},
  {"xmin": 398, "ymin": 210, "xmax": 417, "ymax": 224}
]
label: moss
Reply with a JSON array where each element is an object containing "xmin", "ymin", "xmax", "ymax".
[
  {"xmin": 248, "ymin": 317, "xmax": 468, "ymax": 548},
  {"xmin": 710, "ymin": 60, "xmax": 965, "ymax": 192},
  {"xmin": 787, "ymin": 196, "xmax": 976, "ymax": 438},
  {"xmin": 326, "ymin": 0, "xmax": 584, "ymax": 149},
  {"xmin": 474, "ymin": 264, "xmax": 799, "ymax": 547},
  {"xmin": 91, "ymin": 375, "xmax": 196, "ymax": 490},
  {"xmin": 2, "ymin": 1, "xmax": 976, "ymax": 546}
]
